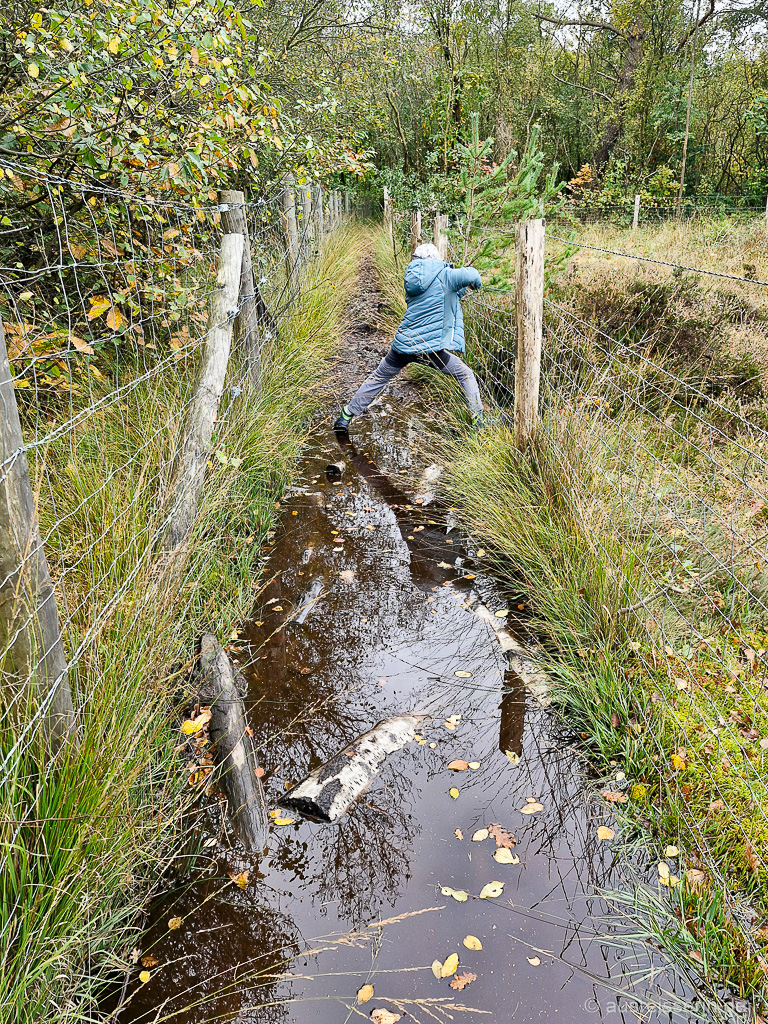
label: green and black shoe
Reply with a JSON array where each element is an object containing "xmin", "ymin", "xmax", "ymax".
[{"xmin": 333, "ymin": 406, "xmax": 353, "ymax": 434}]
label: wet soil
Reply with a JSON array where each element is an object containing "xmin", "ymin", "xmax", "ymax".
[{"xmin": 121, "ymin": 264, "xmax": 709, "ymax": 1024}]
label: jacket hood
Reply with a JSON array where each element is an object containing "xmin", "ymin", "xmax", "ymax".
[{"xmin": 404, "ymin": 258, "xmax": 445, "ymax": 297}]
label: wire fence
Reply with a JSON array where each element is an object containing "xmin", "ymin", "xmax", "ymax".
[
  {"xmin": 0, "ymin": 160, "xmax": 346, "ymax": 839},
  {"xmin": 562, "ymin": 198, "xmax": 768, "ymax": 227},
  {"xmin": 452, "ymin": 217, "xmax": 768, "ymax": 992}
]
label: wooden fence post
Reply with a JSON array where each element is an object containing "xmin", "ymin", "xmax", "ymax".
[
  {"xmin": 282, "ymin": 175, "xmax": 300, "ymax": 299},
  {"xmin": 433, "ymin": 211, "xmax": 449, "ymax": 260},
  {"xmin": 164, "ymin": 233, "xmax": 243, "ymax": 550},
  {"xmin": 301, "ymin": 186, "xmax": 313, "ymax": 249},
  {"xmin": 344, "ymin": 192, "xmax": 350, "ymax": 216},
  {"xmin": 410, "ymin": 207, "xmax": 422, "ymax": 254},
  {"xmin": 514, "ymin": 218, "xmax": 545, "ymax": 451},
  {"xmin": 383, "ymin": 186, "xmax": 393, "ymax": 240},
  {"xmin": 217, "ymin": 190, "xmax": 261, "ymax": 388},
  {"xmin": 197, "ymin": 633, "xmax": 268, "ymax": 852},
  {"xmin": 0, "ymin": 320, "xmax": 75, "ymax": 752},
  {"xmin": 314, "ymin": 185, "xmax": 325, "ymax": 240},
  {"xmin": 633, "ymin": 194, "xmax": 641, "ymax": 230}
]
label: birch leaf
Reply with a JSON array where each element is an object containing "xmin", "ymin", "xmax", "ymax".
[{"xmin": 440, "ymin": 953, "xmax": 459, "ymax": 977}]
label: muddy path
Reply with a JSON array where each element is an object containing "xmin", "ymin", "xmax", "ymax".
[{"xmin": 122, "ymin": 258, "xmax": 713, "ymax": 1024}]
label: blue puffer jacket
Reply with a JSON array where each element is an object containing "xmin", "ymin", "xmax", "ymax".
[{"xmin": 393, "ymin": 258, "xmax": 482, "ymax": 355}]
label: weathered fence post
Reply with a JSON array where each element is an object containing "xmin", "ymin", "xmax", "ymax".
[
  {"xmin": 314, "ymin": 185, "xmax": 325, "ymax": 240},
  {"xmin": 410, "ymin": 207, "xmax": 422, "ymax": 254},
  {"xmin": 282, "ymin": 175, "xmax": 300, "ymax": 299},
  {"xmin": 0, "ymin": 320, "xmax": 75, "ymax": 753},
  {"xmin": 433, "ymin": 211, "xmax": 449, "ymax": 260},
  {"xmin": 217, "ymin": 190, "xmax": 261, "ymax": 388},
  {"xmin": 765, "ymin": 194, "xmax": 768, "ymax": 234},
  {"xmin": 514, "ymin": 218, "xmax": 545, "ymax": 451},
  {"xmin": 301, "ymin": 185, "xmax": 313, "ymax": 249},
  {"xmin": 164, "ymin": 233, "xmax": 243, "ymax": 550},
  {"xmin": 383, "ymin": 186, "xmax": 393, "ymax": 240},
  {"xmin": 197, "ymin": 633, "xmax": 268, "ymax": 851},
  {"xmin": 344, "ymin": 192, "xmax": 350, "ymax": 216},
  {"xmin": 632, "ymin": 194, "xmax": 641, "ymax": 231}
]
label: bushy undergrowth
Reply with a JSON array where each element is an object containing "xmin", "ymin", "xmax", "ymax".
[
  {"xmin": 0, "ymin": 225, "xmax": 366, "ymax": 1023},
  {"xmin": 372, "ymin": 221, "xmax": 768, "ymax": 1007}
]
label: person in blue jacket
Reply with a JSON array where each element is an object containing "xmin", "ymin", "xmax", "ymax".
[{"xmin": 333, "ymin": 242, "xmax": 484, "ymax": 433}]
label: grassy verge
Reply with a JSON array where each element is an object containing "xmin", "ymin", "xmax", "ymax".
[
  {"xmin": 0, "ymin": 224, "xmax": 367, "ymax": 1023},
  {"xmin": 372, "ymin": 222, "xmax": 768, "ymax": 1008}
]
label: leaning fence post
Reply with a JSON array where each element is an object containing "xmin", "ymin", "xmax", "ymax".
[
  {"xmin": 0, "ymin": 319, "xmax": 75, "ymax": 752},
  {"xmin": 410, "ymin": 207, "xmax": 422, "ymax": 254},
  {"xmin": 633, "ymin": 194, "xmax": 641, "ymax": 230},
  {"xmin": 217, "ymin": 190, "xmax": 261, "ymax": 389},
  {"xmin": 314, "ymin": 185, "xmax": 325, "ymax": 240},
  {"xmin": 514, "ymin": 218, "xmax": 545, "ymax": 451},
  {"xmin": 301, "ymin": 186, "xmax": 313, "ymax": 250},
  {"xmin": 383, "ymin": 186, "xmax": 393, "ymax": 240},
  {"xmin": 164, "ymin": 233, "xmax": 244, "ymax": 551},
  {"xmin": 282, "ymin": 175, "xmax": 300, "ymax": 299}
]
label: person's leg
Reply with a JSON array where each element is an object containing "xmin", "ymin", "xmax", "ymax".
[
  {"xmin": 426, "ymin": 350, "xmax": 484, "ymax": 418},
  {"xmin": 334, "ymin": 350, "xmax": 410, "ymax": 431}
]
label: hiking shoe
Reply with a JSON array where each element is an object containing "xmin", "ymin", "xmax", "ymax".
[{"xmin": 333, "ymin": 406, "xmax": 353, "ymax": 433}]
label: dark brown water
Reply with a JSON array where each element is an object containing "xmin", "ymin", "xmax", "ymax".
[{"xmin": 123, "ymin": 402, "xmax": 713, "ymax": 1024}]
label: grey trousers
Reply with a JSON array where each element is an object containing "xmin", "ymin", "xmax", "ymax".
[{"xmin": 347, "ymin": 348, "xmax": 483, "ymax": 417}]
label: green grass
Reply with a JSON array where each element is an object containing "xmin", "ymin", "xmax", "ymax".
[
  {"xmin": 371, "ymin": 221, "xmax": 768, "ymax": 1007},
  {"xmin": 0, "ymin": 223, "xmax": 367, "ymax": 1023}
]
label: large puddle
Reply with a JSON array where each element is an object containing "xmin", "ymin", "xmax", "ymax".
[{"xmin": 123, "ymin": 401, "xmax": 713, "ymax": 1024}]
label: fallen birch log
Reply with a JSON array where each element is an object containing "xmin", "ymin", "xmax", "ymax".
[
  {"xmin": 196, "ymin": 632, "xmax": 268, "ymax": 852},
  {"xmin": 280, "ymin": 714, "xmax": 421, "ymax": 823},
  {"xmin": 470, "ymin": 599, "xmax": 551, "ymax": 707}
]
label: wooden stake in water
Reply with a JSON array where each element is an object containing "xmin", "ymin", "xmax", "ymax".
[{"xmin": 514, "ymin": 218, "xmax": 545, "ymax": 451}]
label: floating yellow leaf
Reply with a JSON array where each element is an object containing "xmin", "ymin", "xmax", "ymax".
[
  {"xmin": 228, "ymin": 870, "xmax": 249, "ymax": 889},
  {"xmin": 468, "ymin": 761, "xmax": 481, "ymax": 770},
  {"xmin": 273, "ymin": 817, "xmax": 295, "ymax": 826},
  {"xmin": 479, "ymin": 880, "xmax": 504, "ymax": 899},
  {"xmin": 472, "ymin": 828, "xmax": 489, "ymax": 842},
  {"xmin": 657, "ymin": 861, "xmax": 670, "ymax": 880},
  {"xmin": 454, "ymin": 828, "xmax": 463, "ymax": 840},
  {"xmin": 139, "ymin": 969, "xmax": 150, "ymax": 983},
  {"xmin": 597, "ymin": 826, "xmax": 615, "ymax": 841},
  {"xmin": 431, "ymin": 958, "xmax": 443, "ymax": 978},
  {"xmin": 519, "ymin": 802, "xmax": 543, "ymax": 814},
  {"xmin": 440, "ymin": 953, "xmax": 459, "ymax": 977},
  {"xmin": 494, "ymin": 609, "xmax": 509, "ymax": 618},
  {"xmin": 449, "ymin": 787, "xmax": 459, "ymax": 799},
  {"xmin": 440, "ymin": 886, "xmax": 469, "ymax": 902},
  {"xmin": 168, "ymin": 917, "xmax": 182, "ymax": 930},
  {"xmin": 493, "ymin": 848, "xmax": 518, "ymax": 865},
  {"xmin": 527, "ymin": 956, "xmax": 541, "ymax": 966},
  {"xmin": 370, "ymin": 1011, "xmax": 400, "ymax": 1024},
  {"xmin": 505, "ymin": 750, "xmax": 520, "ymax": 764},
  {"xmin": 357, "ymin": 984, "xmax": 374, "ymax": 1004},
  {"xmin": 476, "ymin": 548, "xmax": 485, "ymax": 557},
  {"xmin": 447, "ymin": 759, "xmax": 468, "ymax": 771},
  {"xmin": 454, "ymin": 670, "xmax": 472, "ymax": 678},
  {"xmin": 463, "ymin": 935, "xmax": 482, "ymax": 950}
]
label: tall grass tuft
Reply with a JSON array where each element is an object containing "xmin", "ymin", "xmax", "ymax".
[{"xmin": 0, "ymin": 224, "xmax": 367, "ymax": 1023}]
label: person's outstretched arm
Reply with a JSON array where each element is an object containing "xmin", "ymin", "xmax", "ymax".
[{"xmin": 445, "ymin": 266, "xmax": 482, "ymax": 292}]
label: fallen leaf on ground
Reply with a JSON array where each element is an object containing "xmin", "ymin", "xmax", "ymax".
[
  {"xmin": 488, "ymin": 823, "xmax": 515, "ymax": 848},
  {"xmin": 685, "ymin": 868, "xmax": 707, "ymax": 888},
  {"xmin": 440, "ymin": 953, "xmax": 459, "ymax": 977},
  {"xmin": 450, "ymin": 971, "xmax": 477, "ymax": 990},
  {"xmin": 168, "ymin": 917, "xmax": 182, "ymax": 930},
  {"xmin": 471, "ymin": 828, "xmax": 489, "ymax": 842},
  {"xmin": 454, "ymin": 829, "xmax": 463, "ymax": 840},
  {"xmin": 357, "ymin": 984, "xmax": 374, "ymax": 1004},
  {"xmin": 597, "ymin": 826, "xmax": 615, "ymax": 841},
  {"xmin": 670, "ymin": 754, "xmax": 687, "ymax": 770},
  {"xmin": 664, "ymin": 845, "xmax": 679, "ymax": 858},
  {"xmin": 448, "ymin": 759, "xmax": 469, "ymax": 771},
  {"xmin": 519, "ymin": 802, "xmax": 543, "ymax": 814},
  {"xmin": 449, "ymin": 787, "xmax": 460, "ymax": 799},
  {"xmin": 431, "ymin": 959, "xmax": 443, "ymax": 979},
  {"xmin": 600, "ymin": 789, "xmax": 628, "ymax": 804},
  {"xmin": 476, "ymin": 548, "xmax": 485, "ymax": 557},
  {"xmin": 370, "ymin": 1010, "xmax": 400, "ymax": 1024},
  {"xmin": 494, "ymin": 609, "xmax": 509, "ymax": 618},
  {"xmin": 463, "ymin": 935, "xmax": 482, "ymax": 950},
  {"xmin": 181, "ymin": 710, "xmax": 212, "ymax": 735},
  {"xmin": 228, "ymin": 870, "xmax": 249, "ymax": 889},
  {"xmin": 708, "ymin": 800, "xmax": 725, "ymax": 812},
  {"xmin": 441, "ymin": 886, "xmax": 469, "ymax": 902},
  {"xmin": 479, "ymin": 880, "xmax": 504, "ymax": 899},
  {"xmin": 454, "ymin": 670, "xmax": 472, "ymax": 678},
  {"xmin": 493, "ymin": 848, "xmax": 518, "ymax": 864},
  {"xmin": 468, "ymin": 761, "xmax": 481, "ymax": 770},
  {"xmin": 527, "ymin": 956, "xmax": 541, "ymax": 967},
  {"xmin": 657, "ymin": 861, "xmax": 671, "ymax": 880}
]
